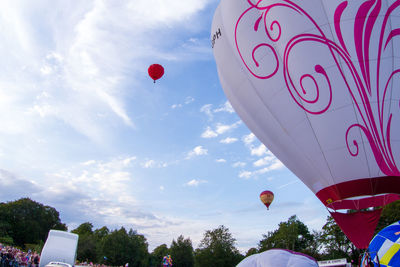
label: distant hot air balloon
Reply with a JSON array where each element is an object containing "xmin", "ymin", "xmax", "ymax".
[
  {"xmin": 212, "ymin": 0, "xmax": 400, "ymax": 249},
  {"xmin": 148, "ymin": 64, "xmax": 164, "ymax": 83},
  {"xmin": 260, "ymin": 190, "xmax": 274, "ymax": 210}
]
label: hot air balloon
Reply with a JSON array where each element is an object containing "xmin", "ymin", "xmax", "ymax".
[
  {"xmin": 260, "ymin": 190, "xmax": 274, "ymax": 210},
  {"xmin": 237, "ymin": 249, "xmax": 318, "ymax": 267},
  {"xmin": 148, "ymin": 64, "xmax": 164, "ymax": 83},
  {"xmin": 363, "ymin": 220, "xmax": 400, "ymax": 267},
  {"xmin": 212, "ymin": 0, "xmax": 400, "ymax": 249}
]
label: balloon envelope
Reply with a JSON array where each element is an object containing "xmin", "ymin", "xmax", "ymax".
[
  {"xmin": 260, "ymin": 190, "xmax": 274, "ymax": 209},
  {"xmin": 366, "ymin": 220, "xmax": 400, "ymax": 267},
  {"xmin": 237, "ymin": 249, "xmax": 318, "ymax": 267},
  {"xmin": 148, "ymin": 64, "xmax": 164, "ymax": 82},
  {"xmin": 212, "ymin": 0, "xmax": 400, "ymax": 248}
]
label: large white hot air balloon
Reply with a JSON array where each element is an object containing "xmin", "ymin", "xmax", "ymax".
[
  {"xmin": 212, "ymin": 0, "xmax": 400, "ymax": 249},
  {"xmin": 237, "ymin": 249, "xmax": 318, "ymax": 267}
]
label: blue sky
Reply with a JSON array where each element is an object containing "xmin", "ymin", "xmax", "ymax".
[{"xmin": 0, "ymin": 0, "xmax": 329, "ymax": 252}]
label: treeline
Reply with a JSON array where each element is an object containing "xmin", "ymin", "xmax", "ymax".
[{"xmin": 0, "ymin": 198, "xmax": 399, "ymax": 267}]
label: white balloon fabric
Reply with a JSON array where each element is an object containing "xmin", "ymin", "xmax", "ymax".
[
  {"xmin": 211, "ymin": 0, "xmax": 400, "ymax": 248},
  {"xmin": 237, "ymin": 249, "xmax": 318, "ymax": 267}
]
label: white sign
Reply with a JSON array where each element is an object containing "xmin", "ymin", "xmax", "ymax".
[{"xmin": 318, "ymin": 258, "xmax": 347, "ymax": 267}]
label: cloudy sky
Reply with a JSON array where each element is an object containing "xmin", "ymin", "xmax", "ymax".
[{"xmin": 0, "ymin": 0, "xmax": 329, "ymax": 252}]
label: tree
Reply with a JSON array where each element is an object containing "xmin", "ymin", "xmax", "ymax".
[
  {"xmin": 194, "ymin": 225, "xmax": 243, "ymax": 267},
  {"xmin": 302, "ymin": 230, "xmax": 323, "ymax": 261},
  {"xmin": 100, "ymin": 227, "xmax": 149, "ymax": 267},
  {"xmin": 170, "ymin": 235, "xmax": 194, "ymax": 267},
  {"xmin": 127, "ymin": 229, "xmax": 149, "ymax": 267},
  {"xmin": 94, "ymin": 226, "xmax": 109, "ymax": 240},
  {"xmin": 101, "ymin": 227, "xmax": 133, "ymax": 266},
  {"xmin": 0, "ymin": 198, "xmax": 67, "ymax": 247},
  {"xmin": 72, "ymin": 223, "xmax": 97, "ymax": 262},
  {"xmin": 93, "ymin": 226, "xmax": 110, "ymax": 263},
  {"xmin": 319, "ymin": 216, "xmax": 359, "ymax": 262},
  {"xmin": 150, "ymin": 244, "xmax": 169, "ymax": 267},
  {"xmin": 258, "ymin": 231, "xmax": 277, "ymax": 252},
  {"xmin": 258, "ymin": 215, "xmax": 314, "ymax": 253},
  {"xmin": 376, "ymin": 200, "xmax": 400, "ymax": 233},
  {"xmin": 245, "ymin": 248, "xmax": 258, "ymax": 257},
  {"xmin": 72, "ymin": 222, "xmax": 94, "ymax": 236}
]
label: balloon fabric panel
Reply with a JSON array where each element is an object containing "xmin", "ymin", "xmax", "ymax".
[
  {"xmin": 236, "ymin": 249, "xmax": 318, "ymax": 267},
  {"xmin": 367, "ymin": 220, "xmax": 400, "ymax": 267},
  {"xmin": 212, "ymin": 0, "xmax": 400, "ymax": 249}
]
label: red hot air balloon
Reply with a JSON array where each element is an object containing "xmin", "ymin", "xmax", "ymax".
[
  {"xmin": 148, "ymin": 64, "xmax": 164, "ymax": 83},
  {"xmin": 260, "ymin": 190, "xmax": 274, "ymax": 210}
]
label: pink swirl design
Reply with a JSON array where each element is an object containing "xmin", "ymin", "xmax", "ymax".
[{"xmin": 235, "ymin": 0, "xmax": 400, "ymax": 176}]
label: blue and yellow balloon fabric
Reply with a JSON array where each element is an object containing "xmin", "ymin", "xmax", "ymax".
[{"xmin": 367, "ymin": 220, "xmax": 400, "ymax": 267}]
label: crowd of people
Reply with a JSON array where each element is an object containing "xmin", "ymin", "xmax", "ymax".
[{"xmin": 0, "ymin": 244, "xmax": 40, "ymax": 267}]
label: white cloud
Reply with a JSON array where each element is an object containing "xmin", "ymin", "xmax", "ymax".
[
  {"xmin": 220, "ymin": 137, "xmax": 238, "ymax": 144},
  {"xmin": 213, "ymin": 101, "xmax": 234, "ymax": 113},
  {"xmin": 128, "ymin": 0, "xmax": 212, "ymax": 27},
  {"xmin": 237, "ymin": 159, "xmax": 284, "ymax": 179},
  {"xmin": 215, "ymin": 158, "xmax": 226, "ymax": 163},
  {"xmin": 185, "ymin": 179, "xmax": 207, "ymax": 186},
  {"xmin": 266, "ymin": 160, "xmax": 284, "ymax": 171},
  {"xmin": 200, "ymin": 104, "xmax": 213, "ymax": 120},
  {"xmin": 201, "ymin": 102, "xmax": 234, "ymax": 120},
  {"xmin": 253, "ymin": 153, "xmax": 276, "ymax": 167},
  {"xmin": 250, "ymin": 144, "xmax": 267, "ymax": 157},
  {"xmin": 202, "ymin": 121, "xmax": 241, "ymax": 139},
  {"xmin": 201, "ymin": 127, "xmax": 218, "ymax": 138},
  {"xmin": 160, "ymin": 186, "xmax": 165, "ymax": 191},
  {"xmin": 172, "ymin": 96, "xmax": 195, "ymax": 109},
  {"xmin": 141, "ymin": 159, "xmax": 168, "ymax": 168},
  {"xmin": 82, "ymin": 160, "xmax": 96, "ymax": 166},
  {"xmin": 184, "ymin": 96, "xmax": 195, "ymax": 104},
  {"xmin": 119, "ymin": 157, "xmax": 136, "ymax": 167},
  {"xmin": 239, "ymin": 171, "xmax": 252, "ymax": 179},
  {"xmin": 171, "ymin": 104, "xmax": 182, "ymax": 109},
  {"xmin": 216, "ymin": 121, "xmax": 241, "ymax": 134},
  {"xmin": 0, "ymin": 0, "xmax": 214, "ymax": 144},
  {"xmin": 242, "ymin": 133, "xmax": 256, "ymax": 145},
  {"xmin": 242, "ymin": 133, "xmax": 267, "ymax": 156},
  {"xmin": 232, "ymin": 161, "xmax": 246, "ymax": 168},
  {"xmin": 186, "ymin": 146, "xmax": 208, "ymax": 159},
  {"xmin": 6, "ymin": 156, "xmax": 146, "ymax": 225},
  {"xmin": 142, "ymin": 159, "xmax": 156, "ymax": 168}
]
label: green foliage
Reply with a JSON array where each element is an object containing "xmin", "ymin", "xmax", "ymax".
[
  {"xmin": 150, "ymin": 244, "xmax": 169, "ymax": 267},
  {"xmin": 302, "ymin": 230, "xmax": 323, "ymax": 261},
  {"xmin": 0, "ymin": 198, "xmax": 67, "ymax": 248},
  {"xmin": 3, "ymin": 197, "xmax": 398, "ymax": 266},
  {"xmin": 71, "ymin": 224, "xmax": 150, "ymax": 266},
  {"xmin": 319, "ymin": 216, "xmax": 360, "ymax": 262},
  {"xmin": 72, "ymin": 222, "xmax": 94, "ymax": 236},
  {"xmin": 170, "ymin": 235, "xmax": 194, "ymax": 267},
  {"xmin": 0, "ymin": 235, "xmax": 14, "ymax": 245},
  {"xmin": 25, "ymin": 241, "xmax": 44, "ymax": 254},
  {"xmin": 99, "ymin": 227, "xmax": 149, "ymax": 267},
  {"xmin": 94, "ymin": 226, "xmax": 109, "ymax": 240},
  {"xmin": 258, "ymin": 215, "xmax": 314, "ymax": 253},
  {"xmin": 376, "ymin": 200, "xmax": 400, "ymax": 233},
  {"xmin": 194, "ymin": 225, "xmax": 243, "ymax": 267},
  {"xmin": 72, "ymin": 222, "xmax": 97, "ymax": 262},
  {"xmin": 245, "ymin": 248, "xmax": 258, "ymax": 257},
  {"xmin": 127, "ymin": 229, "xmax": 150, "ymax": 267}
]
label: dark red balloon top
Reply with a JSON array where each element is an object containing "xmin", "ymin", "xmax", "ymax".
[{"xmin": 148, "ymin": 64, "xmax": 164, "ymax": 82}]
